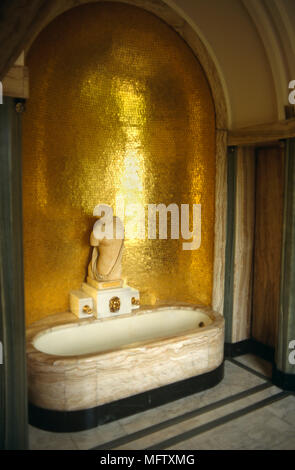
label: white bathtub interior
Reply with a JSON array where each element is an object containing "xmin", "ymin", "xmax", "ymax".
[{"xmin": 33, "ymin": 308, "xmax": 212, "ymax": 356}]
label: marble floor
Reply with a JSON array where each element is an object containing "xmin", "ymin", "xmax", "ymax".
[{"xmin": 29, "ymin": 354, "xmax": 295, "ymax": 450}]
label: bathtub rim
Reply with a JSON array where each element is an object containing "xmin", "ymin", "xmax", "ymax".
[{"xmin": 26, "ymin": 304, "xmax": 224, "ymax": 365}]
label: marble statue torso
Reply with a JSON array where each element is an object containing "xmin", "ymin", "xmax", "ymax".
[{"xmin": 88, "ymin": 215, "xmax": 124, "ymax": 281}]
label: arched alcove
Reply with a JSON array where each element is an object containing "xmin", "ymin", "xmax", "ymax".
[{"xmin": 22, "ymin": 1, "xmax": 217, "ymax": 324}]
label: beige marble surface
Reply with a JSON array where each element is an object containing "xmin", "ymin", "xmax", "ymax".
[
  {"xmin": 27, "ymin": 305, "xmax": 224, "ymax": 412},
  {"xmin": 212, "ymin": 129, "xmax": 228, "ymax": 315},
  {"xmin": 232, "ymin": 146, "xmax": 255, "ymax": 342}
]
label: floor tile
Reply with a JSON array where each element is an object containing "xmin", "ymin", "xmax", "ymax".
[
  {"xmin": 234, "ymin": 354, "xmax": 273, "ymax": 378},
  {"xmin": 168, "ymin": 396, "xmax": 295, "ymax": 451},
  {"xmin": 29, "ymin": 425, "xmax": 77, "ymax": 450},
  {"xmin": 262, "ymin": 395, "xmax": 295, "ymax": 426},
  {"xmin": 116, "ymin": 386, "xmax": 279, "ymax": 450},
  {"xmin": 70, "ymin": 421, "xmax": 126, "ymax": 450}
]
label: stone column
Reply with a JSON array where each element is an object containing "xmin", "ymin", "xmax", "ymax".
[
  {"xmin": 0, "ymin": 97, "xmax": 28, "ymax": 449},
  {"xmin": 223, "ymin": 146, "xmax": 237, "ymax": 346}
]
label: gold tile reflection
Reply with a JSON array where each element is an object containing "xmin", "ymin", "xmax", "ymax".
[{"xmin": 22, "ymin": 2, "xmax": 215, "ymax": 324}]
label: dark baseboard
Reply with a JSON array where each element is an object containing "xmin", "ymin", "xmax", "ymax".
[
  {"xmin": 224, "ymin": 339, "xmax": 252, "ymax": 358},
  {"xmin": 29, "ymin": 362, "xmax": 224, "ymax": 433},
  {"xmin": 272, "ymin": 365, "xmax": 295, "ymax": 392},
  {"xmin": 224, "ymin": 338, "xmax": 275, "ymax": 363},
  {"xmin": 251, "ymin": 339, "xmax": 275, "ymax": 363}
]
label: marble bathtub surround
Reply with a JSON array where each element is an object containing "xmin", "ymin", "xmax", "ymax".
[{"xmin": 26, "ymin": 305, "xmax": 224, "ymax": 413}]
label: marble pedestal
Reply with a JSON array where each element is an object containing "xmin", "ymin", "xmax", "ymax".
[{"xmin": 70, "ymin": 279, "xmax": 139, "ymax": 319}]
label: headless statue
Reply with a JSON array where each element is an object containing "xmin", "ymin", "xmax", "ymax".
[{"xmin": 88, "ymin": 208, "xmax": 124, "ymax": 282}]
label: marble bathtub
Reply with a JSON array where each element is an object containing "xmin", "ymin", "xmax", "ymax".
[{"xmin": 27, "ymin": 305, "xmax": 224, "ymax": 431}]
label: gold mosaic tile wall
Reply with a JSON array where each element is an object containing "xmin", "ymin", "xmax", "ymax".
[{"xmin": 22, "ymin": 2, "xmax": 215, "ymax": 324}]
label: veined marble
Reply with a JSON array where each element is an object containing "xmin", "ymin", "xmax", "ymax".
[{"xmin": 26, "ymin": 305, "xmax": 224, "ymax": 412}]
